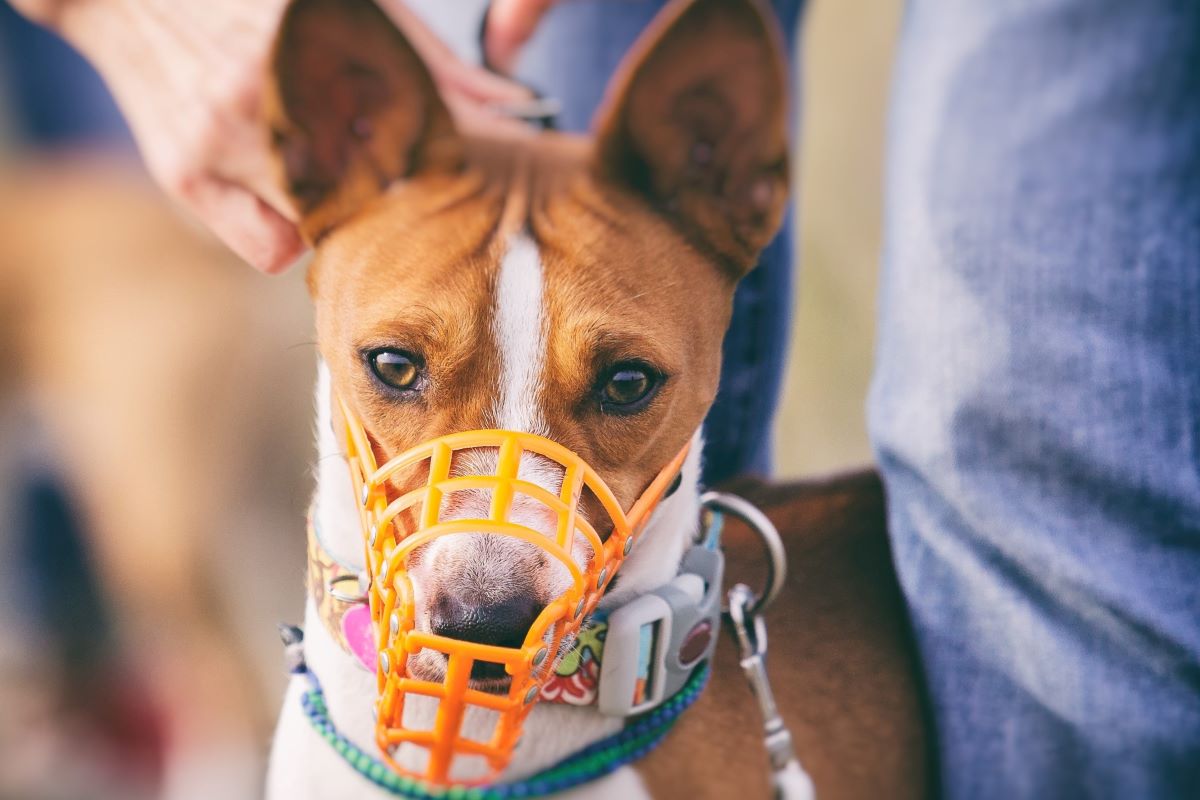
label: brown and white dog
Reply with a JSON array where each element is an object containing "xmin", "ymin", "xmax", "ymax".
[{"xmin": 264, "ymin": 0, "xmax": 928, "ymax": 797}]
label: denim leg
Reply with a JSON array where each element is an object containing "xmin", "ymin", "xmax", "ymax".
[
  {"xmin": 870, "ymin": 0, "xmax": 1200, "ymax": 796},
  {"xmin": 514, "ymin": 0, "xmax": 804, "ymax": 484},
  {"xmin": 703, "ymin": 217, "xmax": 794, "ymax": 482}
]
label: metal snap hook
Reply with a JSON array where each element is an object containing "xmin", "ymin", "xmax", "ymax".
[{"xmin": 726, "ymin": 583, "xmax": 813, "ymax": 799}]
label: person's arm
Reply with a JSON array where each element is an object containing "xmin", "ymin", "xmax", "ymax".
[{"xmin": 11, "ymin": 0, "xmax": 535, "ymax": 273}]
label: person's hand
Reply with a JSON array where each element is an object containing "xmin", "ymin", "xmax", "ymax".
[
  {"xmin": 380, "ymin": 1, "xmax": 539, "ymax": 130},
  {"xmin": 29, "ymin": 0, "xmax": 537, "ymax": 274},
  {"xmin": 482, "ymin": 0, "xmax": 561, "ymax": 75}
]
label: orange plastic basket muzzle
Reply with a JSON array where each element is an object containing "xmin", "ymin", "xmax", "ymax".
[{"xmin": 337, "ymin": 396, "xmax": 689, "ymax": 786}]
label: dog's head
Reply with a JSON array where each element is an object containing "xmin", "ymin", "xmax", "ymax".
[{"xmin": 267, "ymin": 0, "xmax": 787, "ymax": 686}]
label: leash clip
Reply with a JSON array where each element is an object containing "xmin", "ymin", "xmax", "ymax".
[
  {"xmin": 728, "ymin": 584, "xmax": 814, "ymax": 800},
  {"xmin": 728, "ymin": 585, "xmax": 788, "ymax": 762},
  {"xmin": 709, "ymin": 488, "xmax": 815, "ymax": 800}
]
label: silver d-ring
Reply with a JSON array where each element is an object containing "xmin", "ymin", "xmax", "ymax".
[
  {"xmin": 328, "ymin": 573, "xmax": 368, "ymax": 604},
  {"xmin": 700, "ymin": 491, "xmax": 787, "ymax": 615}
]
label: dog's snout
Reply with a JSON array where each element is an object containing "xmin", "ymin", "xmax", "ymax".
[
  {"xmin": 431, "ymin": 593, "xmax": 543, "ymax": 650},
  {"xmin": 431, "ymin": 593, "xmax": 544, "ymax": 680}
]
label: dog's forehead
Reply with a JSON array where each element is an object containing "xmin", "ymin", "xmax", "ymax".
[{"xmin": 313, "ymin": 133, "xmax": 727, "ymax": 341}]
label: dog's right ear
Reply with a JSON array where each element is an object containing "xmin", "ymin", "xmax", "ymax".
[
  {"xmin": 591, "ymin": 0, "xmax": 788, "ymax": 278},
  {"xmin": 265, "ymin": 0, "xmax": 462, "ymax": 241}
]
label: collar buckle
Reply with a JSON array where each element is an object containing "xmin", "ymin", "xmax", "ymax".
[{"xmin": 597, "ymin": 543, "xmax": 724, "ymax": 716}]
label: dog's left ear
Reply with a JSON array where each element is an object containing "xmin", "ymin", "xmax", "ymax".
[
  {"xmin": 592, "ymin": 0, "xmax": 789, "ymax": 277},
  {"xmin": 265, "ymin": 0, "xmax": 462, "ymax": 242}
]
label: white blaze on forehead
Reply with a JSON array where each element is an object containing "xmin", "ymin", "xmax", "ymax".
[
  {"xmin": 494, "ymin": 233, "xmax": 548, "ymax": 434},
  {"xmin": 486, "ymin": 232, "xmax": 574, "ymax": 561}
]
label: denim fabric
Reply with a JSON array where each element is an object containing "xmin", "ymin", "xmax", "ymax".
[
  {"xmin": 0, "ymin": 2, "xmax": 130, "ymax": 148},
  {"xmin": 511, "ymin": 0, "xmax": 805, "ymax": 484},
  {"xmin": 870, "ymin": 0, "xmax": 1200, "ymax": 796}
]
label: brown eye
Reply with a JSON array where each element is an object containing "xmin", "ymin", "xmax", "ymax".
[
  {"xmin": 599, "ymin": 363, "xmax": 660, "ymax": 413},
  {"xmin": 369, "ymin": 349, "xmax": 424, "ymax": 393}
]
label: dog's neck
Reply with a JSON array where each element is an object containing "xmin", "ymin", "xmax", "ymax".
[{"xmin": 306, "ymin": 362, "xmax": 704, "ymax": 780}]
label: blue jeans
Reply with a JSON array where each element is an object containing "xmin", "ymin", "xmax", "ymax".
[{"xmin": 869, "ymin": 0, "xmax": 1200, "ymax": 796}]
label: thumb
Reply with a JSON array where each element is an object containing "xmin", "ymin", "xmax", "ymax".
[{"xmin": 184, "ymin": 176, "xmax": 306, "ymax": 274}]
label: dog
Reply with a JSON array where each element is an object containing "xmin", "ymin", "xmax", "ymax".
[{"xmin": 264, "ymin": 0, "xmax": 928, "ymax": 796}]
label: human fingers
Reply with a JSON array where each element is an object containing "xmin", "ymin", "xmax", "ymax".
[
  {"xmin": 180, "ymin": 175, "xmax": 306, "ymax": 274},
  {"xmin": 483, "ymin": 0, "xmax": 558, "ymax": 74}
]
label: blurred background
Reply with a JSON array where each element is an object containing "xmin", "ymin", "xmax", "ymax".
[{"xmin": 0, "ymin": 0, "xmax": 899, "ymax": 796}]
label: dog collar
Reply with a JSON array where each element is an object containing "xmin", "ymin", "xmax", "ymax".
[
  {"xmin": 296, "ymin": 505, "xmax": 726, "ymax": 799},
  {"xmin": 293, "ymin": 656, "xmax": 709, "ymax": 800}
]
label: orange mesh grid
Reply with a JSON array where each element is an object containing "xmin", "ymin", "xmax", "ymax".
[{"xmin": 336, "ymin": 395, "xmax": 689, "ymax": 786}]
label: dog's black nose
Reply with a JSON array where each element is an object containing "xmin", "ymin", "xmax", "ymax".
[{"xmin": 431, "ymin": 594, "xmax": 543, "ymax": 679}]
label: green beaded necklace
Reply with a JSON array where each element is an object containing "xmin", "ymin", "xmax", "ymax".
[{"xmin": 298, "ymin": 663, "xmax": 709, "ymax": 799}]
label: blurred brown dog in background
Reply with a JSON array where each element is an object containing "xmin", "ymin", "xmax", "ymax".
[{"xmin": 0, "ymin": 156, "xmax": 313, "ymax": 800}]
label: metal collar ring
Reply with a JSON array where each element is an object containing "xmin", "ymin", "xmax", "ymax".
[{"xmin": 699, "ymin": 490, "xmax": 786, "ymax": 615}]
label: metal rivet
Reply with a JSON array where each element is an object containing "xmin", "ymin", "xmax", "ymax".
[
  {"xmin": 596, "ymin": 567, "xmax": 608, "ymax": 588},
  {"xmin": 361, "ymin": 485, "xmax": 371, "ymax": 506},
  {"xmin": 379, "ymin": 651, "xmax": 391, "ymax": 674},
  {"xmin": 532, "ymin": 647, "xmax": 549, "ymax": 667},
  {"xmin": 623, "ymin": 537, "xmax": 634, "ymax": 556},
  {"xmin": 575, "ymin": 598, "xmax": 586, "ymax": 619},
  {"xmin": 524, "ymin": 685, "xmax": 540, "ymax": 705},
  {"xmin": 390, "ymin": 611, "xmax": 401, "ymax": 636}
]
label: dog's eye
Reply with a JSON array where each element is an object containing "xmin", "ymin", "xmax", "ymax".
[
  {"xmin": 598, "ymin": 363, "xmax": 660, "ymax": 414},
  {"xmin": 368, "ymin": 349, "xmax": 424, "ymax": 393}
]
